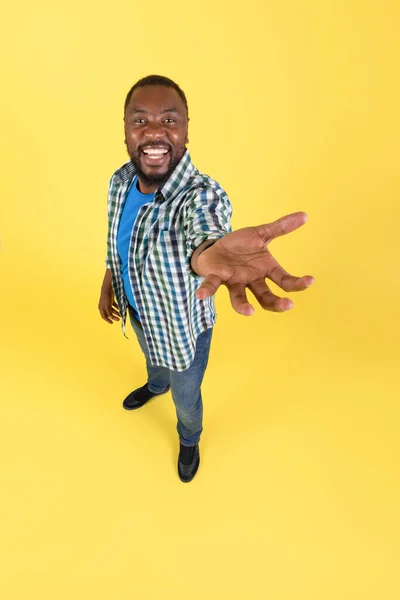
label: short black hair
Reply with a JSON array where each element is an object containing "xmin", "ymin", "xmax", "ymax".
[{"xmin": 124, "ymin": 75, "xmax": 189, "ymax": 116}]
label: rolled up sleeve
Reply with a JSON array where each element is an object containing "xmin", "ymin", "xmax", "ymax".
[{"xmin": 184, "ymin": 187, "xmax": 232, "ymax": 278}]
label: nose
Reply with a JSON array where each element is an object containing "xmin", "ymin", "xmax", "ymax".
[{"xmin": 143, "ymin": 121, "xmax": 165, "ymax": 139}]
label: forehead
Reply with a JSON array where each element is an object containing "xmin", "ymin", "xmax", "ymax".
[{"xmin": 126, "ymin": 85, "xmax": 186, "ymax": 115}]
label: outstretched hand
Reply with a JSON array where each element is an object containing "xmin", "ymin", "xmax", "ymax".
[{"xmin": 194, "ymin": 212, "xmax": 314, "ymax": 315}]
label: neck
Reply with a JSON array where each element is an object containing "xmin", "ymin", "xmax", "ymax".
[{"xmin": 137, "ymin": 178, "xmax": 158, "ymax": 194}]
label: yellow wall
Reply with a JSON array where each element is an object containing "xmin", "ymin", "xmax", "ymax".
[{"xmin": 1, "ymin": 1, "xmax": 399, "ymax": 598}]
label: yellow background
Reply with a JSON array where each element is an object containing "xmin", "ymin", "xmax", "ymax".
[{"xmin": 1, "ymin": 1, "xmax": 399, "ymax": 598}]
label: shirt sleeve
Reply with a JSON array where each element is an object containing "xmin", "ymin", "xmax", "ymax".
[{"xmin": 184, "ymin": 186, "xmax": 233, "ymax": 278}]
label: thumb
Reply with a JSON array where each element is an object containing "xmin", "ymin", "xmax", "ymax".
[
  {"xmin": 257, "ymin": 212, "xmax": 308, "ymax": 244},
  {"xmin": 196, "ymin": 273, "xmax": 222, "ymax": 300}
]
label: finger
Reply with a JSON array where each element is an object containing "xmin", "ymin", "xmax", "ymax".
[
  {"xmin": 111, "ymin": 302, "xmax": 120, "ymax": 316},
  {"xmin": 99, "ymin": 308, "xmax": 113, "ymax": 324},
  {"xmin": 248, "ymin": 280, "xmax": 294, "ymax": 312},
  {"xmin": 264, "ymin": 257, "xmax": 315, "ymax": 292},
  {"xmin": 256, "ymin": 211, "xmax": 308, "ymax": 245},
  {"xmin": 107, "ymin": 306, "xmax": 119, "ymax": 321},
  {"xmin": 99, "ymin": 303, "xmax": 118, "ymax": 323},
  {"xmin": 196, "ymin": 273, "xmax": 223, "ymax": 300},
  {"xmin": 111, "ymin": 309, "xmax": 120, "ymax": 320},
  {"xmin": 227, "ymin": 283, "xmax": 254, "ymax": 316}
]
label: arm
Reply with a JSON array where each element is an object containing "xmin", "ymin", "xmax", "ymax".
[
  {"xmin": 99, "ymin": 172, "xmax": 122, "ymax": 324},
  {"xmin": 101, "ymin": 267, "xmax": 112, "ymax": 292}
]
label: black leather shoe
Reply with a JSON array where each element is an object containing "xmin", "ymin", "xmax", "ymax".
[
  {"xmin": 178, "ymin": 443, "xmax": 200, "ymax": 483},
  {"xmin": 122, "ymin": 383, "xmax": 170, "ymax": 410}
]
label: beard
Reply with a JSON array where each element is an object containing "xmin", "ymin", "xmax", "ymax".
[{"xmin": 127, "ymin": 143, "xmax": 186, "ymax": 189}]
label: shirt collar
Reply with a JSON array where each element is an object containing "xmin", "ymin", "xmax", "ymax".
[{"xmin": 113, "ymin": 150, "xmax": 195, "ymax": 201}]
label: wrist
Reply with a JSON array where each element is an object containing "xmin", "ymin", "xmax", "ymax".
[
  {"xmin": 198, "ymin": 239, "xmax": 217, "ymax": 256},
  {"xmin": 191, "ymin": 239, "xmax": 218, "ymax": 275}
]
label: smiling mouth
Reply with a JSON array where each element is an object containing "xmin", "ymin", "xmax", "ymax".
[
  {"xmin": 140, "ymin": 147, "xmax": 170, "ymax": 167},
  {"xmin": 142, "ymin": 147, "xmax": 168, "ymax": 155}
]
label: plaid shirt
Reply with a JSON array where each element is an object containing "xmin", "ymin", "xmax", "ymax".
[{"xmin": 106, "ymin": 150, "xmax": 232, "ymax": 371}]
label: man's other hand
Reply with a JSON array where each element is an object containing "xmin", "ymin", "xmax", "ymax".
[{"xmin": 98, "ymin": 268, "xmax": 120, "ymax": 324}]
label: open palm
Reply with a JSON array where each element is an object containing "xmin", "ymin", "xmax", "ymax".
[{"xmin": 195, "ymin": 212, "xmax": 314, "ymax": 315}]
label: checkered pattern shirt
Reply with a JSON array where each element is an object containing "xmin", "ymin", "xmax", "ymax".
[{"xmin": 106, "ymin": 150, "xmax": 232, "ymax": 371}]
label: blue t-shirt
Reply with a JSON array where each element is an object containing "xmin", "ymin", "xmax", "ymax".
[{"xmin": 117, "ymin": 176, "xmax": 154, "ymax": 319}]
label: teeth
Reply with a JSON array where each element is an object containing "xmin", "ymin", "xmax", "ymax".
[{"xmin": 143, "ymin": 148, "xmax": 168, "ymax": 155}]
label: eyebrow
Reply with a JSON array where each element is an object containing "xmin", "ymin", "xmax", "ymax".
[{"xmin": 131, "ymin": 107, "xmax": 178, "ymax": 114}]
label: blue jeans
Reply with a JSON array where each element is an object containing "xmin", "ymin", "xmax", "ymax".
[{"xmin": 128, "ymin": 306, "xmax": 213, "ymax": 446}]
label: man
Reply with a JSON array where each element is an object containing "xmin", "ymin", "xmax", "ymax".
[{"xmin": 98, "ymin": 75, "xmax": 314, "ymax": 483}]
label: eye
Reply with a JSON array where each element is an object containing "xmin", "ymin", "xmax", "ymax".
[
  {"xmin": 164, "ymin": 118, "xmax": 176, "ymax": 123},
  {"xmin": 133, "ymin": 118, "xmax": 146, "ymax": 124}
]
